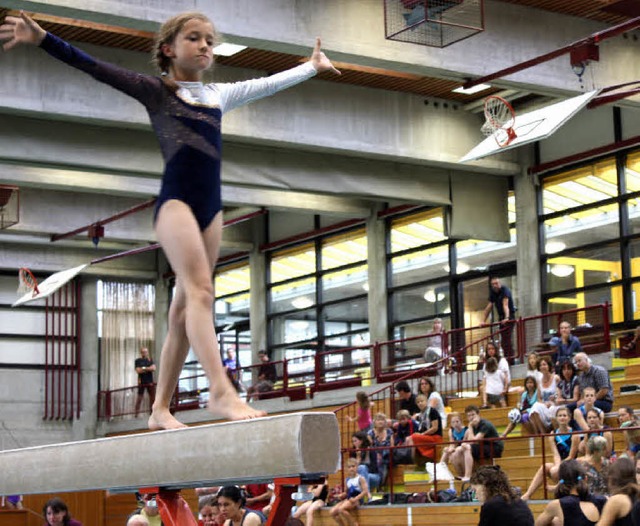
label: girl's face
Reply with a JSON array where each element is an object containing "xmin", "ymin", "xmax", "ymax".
[
  {"xmin": 486, "ymin": 344, "xmax": 497, "ymax": 357},
  {"xmin": 347, "ymin": 463, "xmax": 358, "ymax": 476},
  {"xmin": 539, "ymin": 359, "xmax": 550, "ymax": 374},
  {"xmin": 556, "ymin": 410, "xmax": 569, "ymax": 425},
  {"xmin": 451, "ymin": 416, "xmax": 462, "ymax": 428},
  {"xmin": 433, "ymin": 320, "xmax": 442, "ymax": 331},
  {"xmin": 528, "ymin": 354, "xmax": 538, "ymax": 368},
  {"xmin": 352, "ymin": 436, "xmax": 363, "ymax": 448},
  {"xmin": 217, "ymin": 496, "xmax": 241, "ymax": 521},
  {"xmin": 420, "ymin": 379, "xmax": 431, "ymax": 395},
  {"xmin": 46, "ymin": 507, "xmax": 66, "ymax": 526},
  {"xmin": 374, "ymin": 417, "xmax": 386, "ymax": 430},
  {"xmin": 587, "ymin": 411, "xmax": 600, "ymax": 428},
  {"xmin": 525, "ymin": 378, "xmax": 536, "ymax": 393},
  {"xmin": 417, "ymin": 397, "xmax": 428, "ymax": 411},
  {"xmin": 619, "ymin": 409, "xmax": 631, "ymax": 424},
  {"xmin": 166, "ymin": 18, "xmax": 215, "ymax": 76}
]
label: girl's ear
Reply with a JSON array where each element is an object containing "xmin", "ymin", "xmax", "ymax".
[{"xmin": 161, "ymin": 42, "xmax": 175, "ymax": 58}]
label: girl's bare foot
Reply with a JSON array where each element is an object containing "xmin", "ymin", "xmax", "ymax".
[
  {"xmin": 208, "ymin": 388, "xmax": 266, "ymax": 420},
  {"xmin": 148, "ymin": 408, "xmax": 187, "ymax": 430}
]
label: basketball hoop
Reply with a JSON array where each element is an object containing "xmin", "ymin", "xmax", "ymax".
[
  {"xmin": 482, "ymin": 95, "xmax": 517, "ymax": 147},
  {"xmin": 17, "ymin": 267, "xmax": 40, "ymax": 297}
]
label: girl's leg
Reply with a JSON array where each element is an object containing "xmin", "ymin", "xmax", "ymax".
[
  {"xmin": 305, "ymin": 499, "xmax": 324, "ymax": 526},
  {"xmin": 293, "ymin": 500, "xmax": 311, "ymax": 519},
  {"xmin": 151, "ymin": 202, "xmax": 264, "ymax": 429},
  {"xmin": 340, "ymin": 501, "xmax": 358, "ymax": 526},
  {"xmin": 330, "ymin": 501, "xmax": 345, "ymax": 525},
  {"xmin": 149, "ymin": 280, "xmax": 191, "ymax": 429},
  {"xmin": 521, "ymin": 462, "xmax": 552, "ymax": 500}
]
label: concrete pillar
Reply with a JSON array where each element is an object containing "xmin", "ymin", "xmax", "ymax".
[
  {"xmin": 366, "ymin": 204, "xmax": 387, "ymax": 378},
  {"xmin": 250, "ymin": 216, "xmax": 267, "ymax": 360},
  {"xmin": 73, "ymin": 275, "xmax": 99, "ymax": 441},
  {"xmin": 154, "ymin": 253, "xmax": 170, "ymax": 372},
  {"xmin": 514, "ymin": 155, "xmax": 542, "ymax": 320}
]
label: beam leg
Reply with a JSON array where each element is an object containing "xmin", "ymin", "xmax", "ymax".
[
  {"xmin": 155, "ymin": 489, "xmax": 198, "ymax": 526},
  {"xmin": 266, "ymin": 477, "xmax": 300, "ymax": 526}
]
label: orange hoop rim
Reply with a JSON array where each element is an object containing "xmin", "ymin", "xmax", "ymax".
[
  {"xmin": 18, "ymin": 267, "xmax": 40, "ymax": 297},
  {"xmin": 483, "ymin": 95, "xmax": 517, "ymax": 147}
]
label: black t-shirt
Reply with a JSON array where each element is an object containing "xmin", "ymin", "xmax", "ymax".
[
  {"xmin": 399, "ymin": 394, "xmax": 420, "ymax": 415},
  {"xmin": 135, "ymin": 357, "xmax": 154, "ymax": 384},
  {"xmin": 478, "ymin": 496, "xmax": 533, "ymax": 526},
  {"xmin": 488, "ymin": 285, "xmax": 516, "ymax": 320},
  {"xmin": 258, "ymin": 362, "xmax": 277, "ymax": 383},
  {"xmin": 418, "ymin": 407, "xmax": 443, "ymax": 436}
]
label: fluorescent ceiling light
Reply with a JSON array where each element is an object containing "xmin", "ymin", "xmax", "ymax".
[
  {"xmin": 452, "ymin": 83, "xmax": 492, "ymax": 95},
  {"xmin": 545, "ymin": 241, "xmax": 566, "ymax": 254},
  {"xmin": 424, "ymin": 290, "xmax": 445, "ymax": 303},
  {"xmin": 550, "ymin": 264, "xmax": 575, "ymax": 278},
  {"xmin": 213, "ymin": 43, "xmax": 248, "ymax": 57},
  {"xmin": 291, "ymin": 296, "xmax": 314, "ymax": 309}
]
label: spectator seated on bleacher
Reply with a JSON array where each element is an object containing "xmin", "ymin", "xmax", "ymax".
[
  {"xmin": 578, "ymin": 436, "xmax": 610, "ymax": 497},
  {"xmin": 199, "ymin": 496, "xmax": 224, "ymax": 526},
  {"xmin": 417, "ymin": 376, "xmax": 447, "ymax": 424},
  {"xmin": 521, "ymin": 406, "xmax": 580, "ymax": 501},
  {"xmin": 618, "ymin": 406, "xmax": 640, "ymax": 460},
  {"xmin": 450, "ymin": 405, "xmax": 503, "ymax": 482},
  {"xmin": 350, "ymin": 431, "xmax": 380, "ymax": 494},
  {"xmin": 246, "ymin": 350, "xmax": 277, "ymax": 401},
  {"xmin": 577, "ymin": 408, "xmax": 613, "ymax": 458},
  {"xmin": 556, "ymin": 361, "xmax": 580, "ymax": 407},
  {"xmin": 528, "ymin": 355, "xmax": 559, "ymax": 434},
  {"xmin": 368, "ymin": 413, "xmax": 392, "ymax": 487},
  {"xmin": 405, "ymin": 393, "xmax": 443, "ymax": 463},
  {"xmin": 394, "ymin": 380, "xmax": 420, "ymax": 415},
  {"xmin": 549, "ymin": 321, "xmax": 582, "ymax": 372},
  {"xmin": 573, "ymin": 387, "xmax": 605, "ymax": 432},
  {"xmin": 567, "ymin": 353, "xmax": 614, "ymax": 419},
  {"xmin": 392, "ymin": 410, "xmax": 419, "ymax": 465}
]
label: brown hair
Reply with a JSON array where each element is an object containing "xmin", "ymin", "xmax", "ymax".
[
  {"xmin": 355, "ymin": 391, "xmax": 370, "ymax": 409},
  {"xmin": 152, "ymin": 12, "xmax": 218, "ymax": 90},
  {"xmin": 537, "ymin": 354, "xmax": 553, "ymax": 372},
  {"xmin": 470, "ymin": 465, "xmax": 517, "ymax": 503},
  {"xmin": 608, "ymin": 457, "xmax": 640, "ymax": 499}
]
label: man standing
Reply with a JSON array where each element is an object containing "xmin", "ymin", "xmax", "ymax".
[
  {"xmin": 135, "ymin": 347, "xmax": 156, "ymax": 417},
  {"xmin": 482, "ymin": 276, "xmax": 517, "ymax": 364}
]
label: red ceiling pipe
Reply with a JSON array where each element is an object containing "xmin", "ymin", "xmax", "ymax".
[
  {"xmin": 462, "ymin": 16, "xmax": 640, "ymax": 90},
  {"xmin": 90, "ymin": 209, "xmax": 266, "ymax": 265},
  {"xmin": 528, "ymin": 133, "xmax": 640, "ymax": 176},
  {"xmin": 50, "ymin": 198, "xmax": 157, "ymax": 242}
]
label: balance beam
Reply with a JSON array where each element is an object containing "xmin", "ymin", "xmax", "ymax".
[{"xmin": 0, "ymin": 412, "xmax": 339, "ymax": 495}]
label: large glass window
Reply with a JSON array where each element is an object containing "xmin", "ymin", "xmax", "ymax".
[
  {"xmin": 540, "ymin": 151, "xmax": 640, "ymax": 324},
  {"xmin": 267, "ymin": 228, "xmax": 368, "ymax": 356},
  {"xmin": 542, "ymin": 159, "xmax": 617, "ymax": 213}
]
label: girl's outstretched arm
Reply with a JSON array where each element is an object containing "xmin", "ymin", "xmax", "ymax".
[
  {"xmin": 1, "ymin": 11, "xmax": 160, "ymax": 107},
  {"xmin": 0, "ymin": 11, "xmax": 46, "ymax": 50}
]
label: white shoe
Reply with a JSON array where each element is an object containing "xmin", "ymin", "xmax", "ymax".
[{"xmin": 434, "ymin": 462, "xmax": 455, "ymax": 481}]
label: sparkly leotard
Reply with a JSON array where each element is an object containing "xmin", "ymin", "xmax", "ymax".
[{"xmin": 39, "ymin": 32, "xmax": 317, "ymax": 230}]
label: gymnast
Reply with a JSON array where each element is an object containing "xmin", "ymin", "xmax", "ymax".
[{"xmin": 0, "ymin": 10, "xmax": 340, "ymax": 429}]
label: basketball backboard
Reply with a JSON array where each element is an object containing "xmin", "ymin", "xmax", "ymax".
[
  {"xmin": 12, "ymin": 264, "xmax": 87, "ymax": 307},
  {"xmin": 460, "ymin": 90, "xmax": 600, "ymax": 163}
]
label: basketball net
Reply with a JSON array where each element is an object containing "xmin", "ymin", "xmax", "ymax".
[
  {"xmin": 482, "ymin": 95, "xmax": 517, "ymax": 147},
  {"xmin": 17, "ymin": 267, "xmax": 40, "ymax": 297}
]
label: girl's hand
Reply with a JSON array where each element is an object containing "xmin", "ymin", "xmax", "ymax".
[
  {"xmin": 309, "ymin": 37, "xmax": 341, "ymax": 75},
  {"xmin": 0, "ymin": 11, "xmax": 46, "ymax": 51}
]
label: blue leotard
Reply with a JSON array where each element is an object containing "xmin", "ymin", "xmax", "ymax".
[
  {"xmin": 39, "ymin": 32, "xmax": 316, "ymax": 230},
  {"xmin": 555, "ymin": 428, "xmax": 574, "ymax": 460}
]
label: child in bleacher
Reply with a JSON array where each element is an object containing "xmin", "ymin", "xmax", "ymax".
[
  {"xmin": 392, "ymin": 409, "xmax": 419, "ymax": 465},
  {"xmin": 329, "ymin": 458, "xmax": 367, "ymax": 526},
  {"xmin": 435, "ymin": 412, "xmax": 466, "ymax": 481},
  {"xmin": 481, "ymin": 357, "xmax": 507, "ymax": 408},
  {"xmin": 573, "ymin": 387, "xmax": 605, "ymax": 432},
  {"xmin": 502, "ymin": 375, "xmax": 539, "ymax": 437},
  {"xmin": 406, "ymin": 393, "xmax": 443, "ymax": 462},
  {"xmin": 347, "ymin": 391, "xmax": 372, "ymax": 432}
]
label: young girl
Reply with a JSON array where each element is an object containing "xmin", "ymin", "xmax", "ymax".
[
  {"xmin": 347, "ymin": 391, "xmax": 373, "ymax": 432},
  {"xmin": 330, "ymin": 458, "xmax": 367, "ymax": 526},
  {"xmin": 521, "ymin": 406, "xmax": 580, "ymax": 500},
  {"xmin": 406, "ymin": 393, "xmax": 443, "ymax": 462},
  {"xmin": 481, "ymin": 357, "xmax": 507, "ymax": 408},
  {"xmin": 435, "ymin": 412, "xmax": 466, "ymax": 481},
  {"xmin": 0, "ymin": 11, "xmax": 340, "ymax": 430},
  {"xmin": 502, "ymin": 375, "xmax": 538, "ymax": 437}
]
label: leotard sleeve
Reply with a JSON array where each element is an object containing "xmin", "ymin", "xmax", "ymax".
[
  {"xmin": 39, "ymin": 32, "xmax": 162, "ymax": 110},
  {"xmin": 212, "ymin": 61, "xmax": 317, "ymax": 114}
]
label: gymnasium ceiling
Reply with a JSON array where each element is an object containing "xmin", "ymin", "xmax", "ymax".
[{"xmin": 1, "ymin": 1, "xmax": 638, "ymax": 110}]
